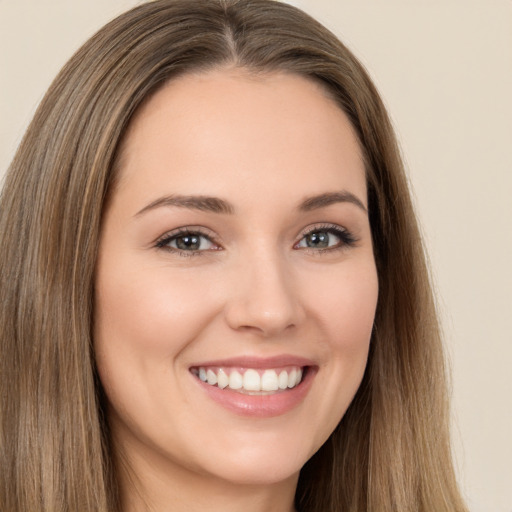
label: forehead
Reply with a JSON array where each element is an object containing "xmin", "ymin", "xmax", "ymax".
[{"xmin": 113, "ymin": 68, "xmax": 366, "ymax": 212}]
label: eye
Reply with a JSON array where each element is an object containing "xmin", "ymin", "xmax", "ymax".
[
  {"xmin": 295, "ymin": 225, "xmax": 356, "ymax": 251},
  {"xmin": 155, "ymin": 229, "xmax": 219, "ymax": 254}
]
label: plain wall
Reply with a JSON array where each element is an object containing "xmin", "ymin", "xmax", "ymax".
[{"xmin": 1, "ymin": 1, "xmax": 511, "ymax": 511}]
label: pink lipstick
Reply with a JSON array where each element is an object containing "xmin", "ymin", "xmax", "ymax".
[{"xmin": 189, "ymin": 355, "xmax": 317, "ymax": 417}]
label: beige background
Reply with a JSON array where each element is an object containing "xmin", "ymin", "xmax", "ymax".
[{"xmin": 1, "ymin": 1, "xmax": 511, "ymax": 510}]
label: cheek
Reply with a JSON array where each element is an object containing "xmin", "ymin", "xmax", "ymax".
[
  {"xmin": 302, "ymin": 259, "xmax": 377, "ymax": 437},
  {"xmin": 94, "ymin": 264, "xmax": 219, "ymax": 360},
  {"xmin": 92, "ymin": 263, "xmax": 226, "ymax": 432},
  {"xmin": 313, "ymin": 259, "xmax": 378, "ymax": 352},
  {"xmin": 93, "ymin": 264, "xmax": 224, "ymax": 439}
]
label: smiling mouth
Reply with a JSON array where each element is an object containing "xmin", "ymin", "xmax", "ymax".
[{"xmin": 190, "ymin": 366, "xmax": 306, "ymax": 395}]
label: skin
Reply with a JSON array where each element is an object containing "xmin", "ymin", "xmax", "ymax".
[{"xmin": 94, "ymin": 68, "xmax": 379, "ymax": 512}]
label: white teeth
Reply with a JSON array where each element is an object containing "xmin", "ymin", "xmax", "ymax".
[
  {"xmin": 228, "ymin": 370, "xmax": 243, "ymax": 390},
  {"xmin": 206, "ymin": 369, "xmax": 217, "ymax": 386},
  {"xmin": 288, "ymin": 369, "xmax": 297, "ymax": 388},
  {"xmin": 217, "ymin": 368, "xmax": 229, "ymax": 389},
  {"xmin": 243, "ymin": 369, "xmax": 260, "ymax": 391},
  {"xmin": 261, "ymin": 370, "xmax": 279, "ymax": 391},
  {"xmin": 278, "ymin": 370, "xmax": 288, "ymax": 390},
  {"xmin": 195, "ymin": 366, "xmax": 304, "ymax": 393}
]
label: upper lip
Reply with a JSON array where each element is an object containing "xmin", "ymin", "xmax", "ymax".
[{"xmin": 189, "ymin": 354, "xmax": 316, "ymax": 369}]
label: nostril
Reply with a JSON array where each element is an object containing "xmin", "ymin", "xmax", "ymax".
[
  {"xmin": 226, "ymin": 301, "xmax": 300, "ymax": 336},
  {"xmin": 235, "ymin": 321, "xmax": 296, "ymax": 337}
]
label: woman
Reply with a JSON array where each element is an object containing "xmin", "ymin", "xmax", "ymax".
[{"xmin": 0, "ymin": 0, "xmax": 468, "ymax": 511}]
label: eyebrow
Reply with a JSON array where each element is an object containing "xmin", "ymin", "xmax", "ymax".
[
  {"xmin": 134, "ymin": 190, "xmax": 367, "ymax": 217},
  {"xmin": 298, "ymin": 191, "xmax": 367, "ymax": 213},
  {"xmin": 135, "ymin": 195, "xmax": 235, "ymax": 217}
]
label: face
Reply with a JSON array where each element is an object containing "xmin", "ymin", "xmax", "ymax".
[{"xmin": 94, "ymin": 69, "xmax": 378, "ymax": 493}]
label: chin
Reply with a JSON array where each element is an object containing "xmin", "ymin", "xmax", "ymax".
[
  {"xmin": 187, "ymin": 431, "xmax": 315, "ymax": 487},
  {"xmin": 205, "ymin": 458, "xmax": 303, "ymax": 487}
]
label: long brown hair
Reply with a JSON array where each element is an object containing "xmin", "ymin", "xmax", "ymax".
[{"xmin": 0, "ymin": 1, "xmax": 467, "ymax": 510}]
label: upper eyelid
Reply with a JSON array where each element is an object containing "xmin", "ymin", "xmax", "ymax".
[
  {"xmin": 156, "ymin": 222, "xmax": 345, "ymax": 239},
  {"xmin": 296, "ymin": 222, "xmax": 348, "ymax": 238},
  {"xmin": 155, "ymin": 226, "xmax": 219, "ymax": 244}
]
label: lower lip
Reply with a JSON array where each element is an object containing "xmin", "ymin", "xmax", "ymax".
[{"xmin": 193, "ymin": 367, "xmax": 316, "ymax": 418}]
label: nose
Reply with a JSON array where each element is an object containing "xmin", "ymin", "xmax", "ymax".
[{"xmin": 224, "ymin": 252, "xmax": 304, "ymax": 337}]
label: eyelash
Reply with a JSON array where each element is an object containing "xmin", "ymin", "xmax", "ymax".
[
  {"xmin": 294, "ymin": 223, "xmax": 358, "ymax": 253},
  {"xmin": 155, "ymin": 227, "xmax": 220, "ymax": 257},
  {"xmin": 155, "ymin": 223, "xmax": 358, "ymax": 257}
]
